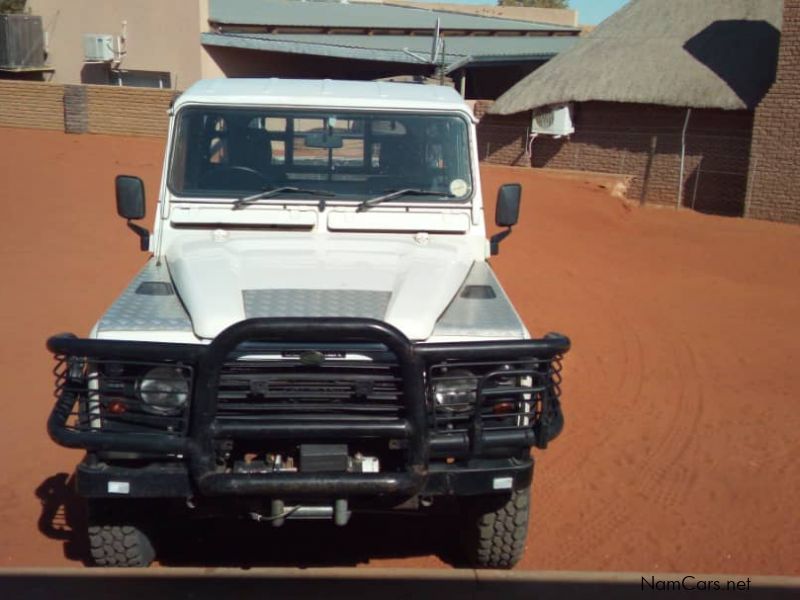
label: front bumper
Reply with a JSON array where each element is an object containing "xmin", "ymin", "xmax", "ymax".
[
  {"xmin": 74, "ymin": 456, "xmax": 534, "ymax": 499},
  {"xmin": 48, "ymin": 318, "xmax": 568, "ymax": 500}
]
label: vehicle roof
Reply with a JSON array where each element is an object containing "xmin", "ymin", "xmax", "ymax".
[{"xmin": 174, "ymin": 78, "xmax": 472, "ymax": 113}]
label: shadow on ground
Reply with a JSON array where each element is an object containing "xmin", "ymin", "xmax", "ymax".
[
  {"xmin": 29, "ymin": 474, "xmax": 800, "ymax": 599},
  {"xmin": 36, "ymin": 472, "xmax": 461, "ymax": 568},
  {"xmin": 35, "ymin": 473, "xmax": 90, "ymax": 564},
  {"xmin": 154, "ymin": 512, "xmax": 461, "ymax": 568}
]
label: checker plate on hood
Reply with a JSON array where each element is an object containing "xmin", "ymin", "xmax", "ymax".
[{"xmin": 243, "ymin": 289, "xmax": 391, "ymax": 320}]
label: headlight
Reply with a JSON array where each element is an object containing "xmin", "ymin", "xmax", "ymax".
[
  {"xmin": 137, "ymin": 366, "xmax": 190, "ymax": 415},
  {"xmin": 432, "ymin": 368, "xmax": 477, "ymax": 413}
]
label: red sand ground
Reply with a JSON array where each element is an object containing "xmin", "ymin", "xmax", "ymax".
[{"xmin": 0, "ymin": 128, "xmax": 798, "ymax": 574}]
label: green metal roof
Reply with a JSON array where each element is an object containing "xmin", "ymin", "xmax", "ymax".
[
  {"xmin": 201, "ymin": 32, "xmax": 577, "ymax": 68},
  {"xmin": 208, "ymin": 0, "xmax": 577, "ymax": 32}
]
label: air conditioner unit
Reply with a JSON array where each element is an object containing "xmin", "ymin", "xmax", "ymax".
[
  {"xmin": 83, "ymin": 34, "xmax": 115, "ymax": 62},
  {"xmin": 0, "ymin": 14, "xmax": 45, "ymax": 68},
  {"xmin": 531, "ymin": 103, "xmax": 574, "ymax": 137}
]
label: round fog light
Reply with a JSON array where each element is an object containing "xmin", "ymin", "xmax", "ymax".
[
  {"xmin": 433, "ymin": 369, "xmax": 477, "ymax": 413},
  {"xmin": 137, "ymin": 366, "xmax": 189, "ymax": 415}
]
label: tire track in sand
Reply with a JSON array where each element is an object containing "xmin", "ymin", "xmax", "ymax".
[{"xmin": 545, "ymin": 301, "xmax": 705, "ymax": 567}]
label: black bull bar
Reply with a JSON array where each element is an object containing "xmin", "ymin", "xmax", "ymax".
[{"xmin": 47, "ymin": 318, "xmax": 570, "ymax": 497}]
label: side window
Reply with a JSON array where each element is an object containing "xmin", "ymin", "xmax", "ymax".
[{"xmin": 265, "ymin": 117, "xmax": 287, "ymax": 133}]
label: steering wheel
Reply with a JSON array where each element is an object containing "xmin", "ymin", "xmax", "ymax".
[{"xmin": 198, "ymin": 165, "xmax": 271, "ymax": 191}]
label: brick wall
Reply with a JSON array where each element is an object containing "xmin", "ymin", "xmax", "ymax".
[
  {"xmin": 475, "ymin": 100, "xmax": 531, "ymax": 167},
  {"xmin": 0, "ymin": 79, "xmax": 172, "ymax": 137},
  {"xmin": 86, "ymin": 86, "xmax": 173, "ymax": 137},
  {"xmin": 747, "ymin": 0, "xmax": 800, "ymax": 224},
  {"xmin": 477, "ymin": 100, "xmax": 755, "ymax": 216},
  {"xmin": 0, "ymin": 80, "xmax": 65, "ymax": 131}
]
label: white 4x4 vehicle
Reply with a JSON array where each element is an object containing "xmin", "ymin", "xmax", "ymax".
[{"xmin": 47, "ymin": 79, "xmax": 569, "ymax": 568}]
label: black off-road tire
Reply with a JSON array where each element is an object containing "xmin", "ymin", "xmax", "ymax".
[
  {"xmin": 87, "ymin": 502, "xmax": 156, "ymax": 567},
  {"xmin": 88, "ymin": 523, "xmax": 155, "ymax": 567},
  {"xmin": 461, "ymin": 487, "xmax": 530, "ymax": 569}
]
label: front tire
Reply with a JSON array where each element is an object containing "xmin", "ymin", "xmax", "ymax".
[
  {"xmin": 87, "ymin": 502, "xmax": 156, "ymax": 567},
  {"xmin": 460, "ymin": 487, "xmax": 530, "ymax": 569},
  {"xmin": 88, "ymin": 523, "xmax": 155, "ymax": 567}
]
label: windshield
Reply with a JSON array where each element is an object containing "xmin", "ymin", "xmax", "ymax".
[{"xmin": 168, "ymin": 106, "xmax": 473, "ymax": 202}]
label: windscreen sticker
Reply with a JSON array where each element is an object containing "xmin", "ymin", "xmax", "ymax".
[{"xmin": 450, "ymin": 178, "xmax": 469, "ymax": 198}]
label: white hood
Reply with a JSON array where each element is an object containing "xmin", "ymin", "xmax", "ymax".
[{"xmin": 166, "ymin": 234, "xmax": 474, "ymax": 341}]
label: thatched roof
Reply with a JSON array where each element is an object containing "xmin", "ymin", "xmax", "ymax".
[{"xmin": 490, "ymin": 0, "xmax": 783, "ymax": 115}]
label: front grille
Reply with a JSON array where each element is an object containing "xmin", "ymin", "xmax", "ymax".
[
  {"xmin": 216, "ymin": 358, "xmax": 405, "ymax": 424},
  {"xmin": 428, "ymin": 357, "xmax": 562, "ymax": 434}
]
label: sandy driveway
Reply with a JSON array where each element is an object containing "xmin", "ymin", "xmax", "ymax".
[{"xmin": 0, "ymin": 128, "xmax": 797, "ymax": 574}]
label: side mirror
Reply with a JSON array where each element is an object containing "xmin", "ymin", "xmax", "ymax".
[
  {"xmin": 116, "ymin": 175, "xmax": 146, "ymax": 219},
  {"xmin": 115, "ymin": 175, "xmax": 150, "ymax": 251},
  {"xmin": 495, "ymin": 183, "xmax": 521, "ymax": 227},
  {"xmin": 490, "ymin": 183, "xmax": 521, "ymax": 255}
]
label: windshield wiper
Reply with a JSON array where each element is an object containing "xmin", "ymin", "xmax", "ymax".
[
  {"xmin": 232, "ymin": 186, "xmax": 336, "ymax": 210},
  {"xmin": 356, "ymin": 188, "xmax": 455, "ymax": 212}
]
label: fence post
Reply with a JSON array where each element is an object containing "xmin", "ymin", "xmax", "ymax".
[
  {"xmin": 691, "ymin": 157, "xmax": 703, "ymax": 211},
  {"xmin": 640, "ymin": 135, "xmax": 658, "ymax": 205},
  {"xmin": 677, "ymin": 108, "xmax": 692, "ymax": 210}
]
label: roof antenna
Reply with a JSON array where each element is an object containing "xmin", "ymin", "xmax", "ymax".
[{"xmin": 430, "ymin": 17, "xmax": 442, "ymax": 64}]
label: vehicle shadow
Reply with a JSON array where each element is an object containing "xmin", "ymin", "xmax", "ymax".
[
  {"xmin": 36, "ymin": 473, "xmax": 462, "ymax": 567},
  {"xmin": 35, "ymin": 472, "xmax": 91, "ymax": 565},
  {"xmin": 155, "ymin": 512, "xmax": 462, "ymax": 568}
]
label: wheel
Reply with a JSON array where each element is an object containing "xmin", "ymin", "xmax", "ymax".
[
  {"xmin": 87, "ymin": 502, "xmax": 156, "ymax": 567},
  {"xmin": 460, "ymin": 487, "xmax": 530, "ymax": 569},
  {"xmin": 88, "ymin": 522, "xmax": 155, "ymax": 567}
]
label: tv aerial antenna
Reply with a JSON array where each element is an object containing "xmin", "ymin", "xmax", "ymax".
[{"xmin": 430, "ymin": 18, "xmax": 443, "ymax": 63}]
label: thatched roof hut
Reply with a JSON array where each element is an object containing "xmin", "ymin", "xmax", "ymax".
[{"xmin": 490, "ymin": 0, "xmax": 783, "ymax": 115}]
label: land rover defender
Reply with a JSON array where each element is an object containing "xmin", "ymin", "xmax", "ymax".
[{"xmin": 47, "ymin": 79, "xmax": 569, "ymax": 568}]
